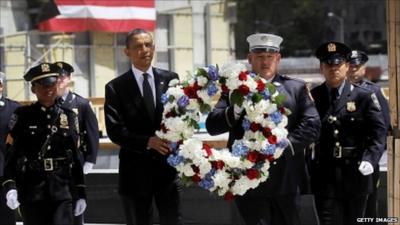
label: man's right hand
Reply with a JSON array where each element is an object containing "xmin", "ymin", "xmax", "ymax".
[
  {"xmin": 147, "ymin": 136, "xmax": 171, "ymax": 155},
  {"xmin": 6, "ymin": 189, "xmax": 20, "ymax": 210}
]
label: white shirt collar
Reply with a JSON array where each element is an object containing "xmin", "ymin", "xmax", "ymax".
[{"xmin": 131, "ymin": 65, "xmax": 154, "ymax": 79}]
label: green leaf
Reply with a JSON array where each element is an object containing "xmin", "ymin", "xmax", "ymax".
[
  {"xmin": 230, "ymin": 89, "xmax": 244, "ymax": 107},
  {"xmin": 274, "ymin": 94, "xmax": 286, "ymax": 106},
  {"xmin": 199, "ymin": 103, "xmax": 212, "ymax": 114},
  {"xmin": 252, "ymin": 93, "xmax": 263, "ymax": 103},
  {"xmin": 197, "ymin": 68, "xmax": 208, "ymax": 77},
  {"xmin": 168, "ymin": 95, "xmax": 175, "ymax": 103},
  {"xmin": 267, "ymin": 83, "xmax": 276, "ymax": 94}
]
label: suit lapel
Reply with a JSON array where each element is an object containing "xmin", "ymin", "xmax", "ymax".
[{"xmin": 333, "ymin": 80, "xmax": 351, "ymax": 113}]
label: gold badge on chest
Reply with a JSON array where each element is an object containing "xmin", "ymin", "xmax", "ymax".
[
  {"xmin": 346, "ymin": 101, "xmax": 356, "ymax": 112},
  {"xmin": 60, "ymin": 113, "xmax": 69, "ymax": 129},
  {"xmin": 72, "ymin": 108, "xmax": 79, "ymax": 115}
]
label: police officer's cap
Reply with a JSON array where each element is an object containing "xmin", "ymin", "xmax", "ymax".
[
  {"xmin": 54, "ymin": 61, "xmax": 74, "ymax": 76},
  {"xmin": 348, "ymin": 50, "xmax": 368, "ymax": 65},
  {"xmin": 247, "ymin": 33, "xmax": 283, "ymax": 53},
  {"xmin": 24, "ymin": 63, "xmax": 60, "ymax": 86},
  {"xmin": 315, "ymin": 42, "xmax": 351, "ymax": 65},
  {"xmin": 0, "ymin": 71, "xmax": 5, "ymax": 84}
]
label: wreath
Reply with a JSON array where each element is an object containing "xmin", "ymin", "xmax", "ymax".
[{"xmin": 156, "ymin": 62, "xmax": 290, "ymax": 200}]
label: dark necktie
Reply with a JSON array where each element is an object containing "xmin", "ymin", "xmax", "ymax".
[
  {"xmin": 142, "ymin": 73, "xmax": 155, "ymax": 117},
  {"xmin": 330, "ymin": 88, "xmax": 339, "ymax": 104}
]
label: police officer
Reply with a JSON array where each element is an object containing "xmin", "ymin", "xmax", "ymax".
[
  {"xmin": 54, "ymin": 61, "xmax": 99, "ymax": 225},
  {"xmin": 2, "ymin": 63, "xmax": 87, "ymax": 225},
  {"xmin": 347, "ymin": 50, "xmax": 390, "ymax": 223},
  {"xmin": 310, "ymin": 42, "xmax": 387, "ymax": 225},
  {"xmin": 206, "ymin": 33, "xmax": 321, "ymax": 225},
  {"xmin": 0, "ymin": 71, "xmax": 20, "ymax": 225}
]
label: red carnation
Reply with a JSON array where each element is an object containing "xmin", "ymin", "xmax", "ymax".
[
  {"xmin": 165, "ymin": 111, "xmax": 176, "ymax": 118},
  {"xmin": 247, "ymin": 151, "xmax": 259, "ymax": 163},
  {"xmin": 191, "ymin": 165, "xmax": 200, "ymax": 173},
  {"xmin": 279, "ymin": 107, "xmax": 286, "ymax": 114},
  {"xmin": 192, "ymin": 174, "xmax": 201, "ymax": 183},
  {"xmin": 250, "ymin": 122, "xmax": 261, "ymax": 132},
  {"xmin": 266, "ymin": 154, "xmax": 275, "ymax": 162},
  {"xmin": 262, "ymin": 127, "xmax": 272, "ymax": 138},
  {"xmin": 224, "ymin": 191, "xmax": 234, "ymax": 201},
  {"xmin": 256, "ymin": 80, "xmax": 265, "ymax": 92},
  {"xmin": 246, "ymin": 168, "xmax": 260, "ymax": 180},
  {"xmin": 212, "ymin": 160, "xmax": 225, "ymax": 170},
  {"xmin": 203, "ymin": 143, "xmax": 212, "ymax": 157},
  {"xmin": 221, "ymin": 84, "xmax": 230, "ymax": 94},
  {"xmin": 183, "ymin": 86, "xmax": 198, "ymax": 99},
  {"xmin": 160, "ymin": 124, "xmax": 168, "ymax": 133},
  {"xmin": 267, "ymin": 135, "xmax": 277, "ymax": 144},
  {"xmin": 238, "ymin": 85, "xmax": 250, "ymax": 96},
  {"xmin": 239, "ymin": 71, "xmax": 248, "ymax": 81}
]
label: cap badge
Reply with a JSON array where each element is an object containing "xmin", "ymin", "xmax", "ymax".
[
  {"xmin": 346, "ymin": 101, "xmax": 356, "ymax": 112},
  {"xmin": 57, "ymin": 62, "xmax": 63, "ymax": 68},
  {"xmin": 327, "ymin": 43, "xmax": 336, "ymax": 52},
  {"xmin": 351, "ymin": 51, "xmax": 358, "ymax": 58},
  {"xmin": 261, "ymin": 35, "xmax": 269, "ymax": 41},
  {"xmin": 60, "ymin": 113, "xmax": 69, "ymax": 129},
  {"xmin": 41, "ymin": 63, "xmax": 50, "ymax": 72}
]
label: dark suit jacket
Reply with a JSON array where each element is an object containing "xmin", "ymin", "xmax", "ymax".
[
  {"xmin": 310, "ymin": 80, "xmax": 386, "ymax": 197},
  {"xmin": 206, "ymin": 74, "xmax": 321, "ymax": 196},
  {"xmin": 0, "ymin": 97, "xmax": 20, "ymax": 179},
  {"xmin": 104, "ymin": 67, "xmax": 179, "ymax": 195},
  {"xmin": 61, "ymin": 91, "xmax": 99, "ymax": 164}
]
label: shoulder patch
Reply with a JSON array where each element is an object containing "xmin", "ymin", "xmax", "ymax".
[
  {"xmin": 371, "ymin": 93, "xmax": 381, "ymax": 111},
  {"xmin": 8, "ymin": 113, "xmax": 18, "ymax": 130}
]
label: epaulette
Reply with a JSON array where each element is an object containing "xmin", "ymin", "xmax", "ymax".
[{"xmin": 280, "ymin": 74, "xmax": 306, "ymax": 84}]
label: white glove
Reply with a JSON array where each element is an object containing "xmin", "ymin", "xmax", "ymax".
[
  {"xmin": 74, "ymin": 199, "xmax": 87, "ymax": 216},
  {"xmin": 6, "ymin": 189, "xmax": 20, "ymax": 210},
  {"xmin": 233, "ymin": 104, "xmax": 244, "ymax": 120},
  {"xmin": 83, "ymin": 162, "xmax": 94, "ymax": 174},
  {"xmin": 358, "ymin": 161, "xmax": 374, "ymax": 176}
]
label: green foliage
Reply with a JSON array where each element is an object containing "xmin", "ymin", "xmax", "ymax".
[
  {"xmin": 251, "ymin": 93, "xmax": 263, "ymax": 103},
  {"xmin": 230, "ymin": 89, "xmax": 244, "ymax": 107},
  {"xmin": 274, "ymin": 94, "xmax": 286, "ymax": 106}
]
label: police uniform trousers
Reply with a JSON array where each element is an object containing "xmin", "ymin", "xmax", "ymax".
[
  {"xmin": 235, "ymin": 195, "xmax": 301, "ymax": 225},
  {"xmin": 19, "ymin": 199, "xmax": 73, "ymax": 225},
  {"xmin": 364, "ymin": 165, "xmax": 380, "ymax": 224},
  {"xmin": 314, "ymin": 165, "xmax": 369, "ymax": 225},
  {"xmin": 0, "ymin": 185, "xmax": 16, "ymax": 225}
]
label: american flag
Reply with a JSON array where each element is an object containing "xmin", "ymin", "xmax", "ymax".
[{"xmin": 38, "ymin": 0, "xmax": 156, "ymax": 32}]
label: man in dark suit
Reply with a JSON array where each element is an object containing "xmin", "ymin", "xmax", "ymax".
[
  {"xmin": 347, "ymin": 50, "xmax": 390, "ymax": 223},
  {"xmin": 310, "ymin": 42, "xmax": 386, "ymax": 225},
  {"xmin": 55, "ymin": 61, "xmax": 99, "ymax": 225},
  {"xmin": 0, "ymin": 72, "xmax": 20, "ymax": 225},
  {"xmin": 104, "ymin": 28, "xmax": 183, "ymax": 225},
  {"xmin": 206, "ymin": 33, "xmax": 321, "ymax": 225}
]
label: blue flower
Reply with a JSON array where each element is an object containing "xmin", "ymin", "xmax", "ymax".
[
  {"xmin": 207, "ymin": 65, "xmax": 219, "ymax": 81},
  {"xmin": 232, "ymin": 141, "xmax": 249, "ymax": 157},
  {"xmin": 161, "ymin": 94, "xmax": 169, "ymax": 104},
  {"xmin": 169, "ymin": 142, "xmax": 179, "ymax": 152},
  {"xmin": 261, "ymin": 90, "xmax": 270, "ymax": 100},
  {"xmin": 270, "ymin": 111, "xmax": 282, "ymax": 123},
  {"xmin": 177, "ymin": 95, "xmax": 189, "ymax": 107},
  {"xmin": 242, "ymin": 118, "xmax": 251, "ymax": 131},
  {"xmin": 207, "ymin": 83, "xmax": 218, "ymax": 96},
  {"xmin": 249, "ymin": 72, "xmax": 257, "ymax": 78},
  {"xmin": 167, "ymin": 154, "xmax": 184, "ymax": 167},
  {"xmin": 262, "ymin": 144, "xmax": 276, "ymax": 155},
  {"xmin": 199, "ymin": 177, "xmax": 214, "ymax": 190},
  {"xmin": 276, "ymin": 139, "xmax": 289, "ymax": 149}
]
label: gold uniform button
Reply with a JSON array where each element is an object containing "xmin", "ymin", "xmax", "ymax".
[{"xmin": 47, "ymin": 114, "xmax": 51, "ymax": 119}]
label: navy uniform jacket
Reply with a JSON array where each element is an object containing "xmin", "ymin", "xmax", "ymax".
[
  {"xmin": 104, "ymin": 68, "xmax": 179, "ymax": 195},
  {"xmin": 61, "ymin": 91, "xmax": 99, "ymax": 164},
  {"xmin": 0, "ymin": 97, "xmax": 20, "ymax": 179},
  {"xmin": 2, "ymin": 102, "xmax": 86, "ymax": 202},
  {"xmin": 206, "ymin": 74, "xmax": 321, "ymax": 196},
  {"xmin": 310, "ymin": 80, "xmax": 386, "ymax": 197},
  {"xmin": 358, "ymin": 79, "xmax": 391, "ymax": 132}
]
